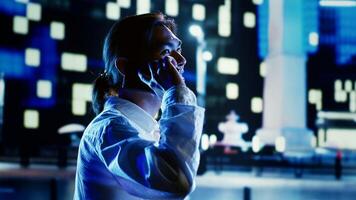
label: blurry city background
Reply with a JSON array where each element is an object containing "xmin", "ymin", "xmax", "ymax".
[{"xmin": 0, "ymin": 0, "xmax": 356, "ymax": 199}]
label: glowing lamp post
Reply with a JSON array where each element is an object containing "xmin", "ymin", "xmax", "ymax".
[{"xmin": 189, "ymin": 24, "xmax": 208, "ymax": 106}]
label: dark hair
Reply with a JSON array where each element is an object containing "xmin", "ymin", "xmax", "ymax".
[{"xmin": 92, "ymin": 12, "xmax": 176, "ymax": 115}]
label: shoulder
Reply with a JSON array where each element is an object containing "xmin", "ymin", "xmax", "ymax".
[
  {"xmin": 86, "ymin": 109, "xmax": 132, "ymax": 134},
  {"xmin": 83, "ymin": 109, "xmax": 138, "ymax": 145}
]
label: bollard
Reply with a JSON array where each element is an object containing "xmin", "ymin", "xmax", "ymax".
[
  {"xmin": 335, "ymin": 150, "xmax": 342, "ymax": 180},
  {"xmin": 243, "ymin": 186, "xmax": 251, "ymax": 200}
]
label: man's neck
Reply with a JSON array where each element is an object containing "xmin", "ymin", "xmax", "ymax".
[{"xmin": 119, "ymin": 89, "xmax": 161, "ymax": 118}]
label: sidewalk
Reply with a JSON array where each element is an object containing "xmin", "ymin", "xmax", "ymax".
[{"xmin": 191, "ymin": 171, "xmax": 356, "ymax": 200}]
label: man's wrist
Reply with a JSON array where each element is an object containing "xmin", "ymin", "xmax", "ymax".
[{"xmin": 161, "ymin": 85, "xmax": 197, "ymax": 110}]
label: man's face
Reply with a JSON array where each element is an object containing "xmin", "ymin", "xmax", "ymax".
[
  {"xmin": 148, "ymin": 25, "xmax": 186, "ymax": 71},
  {"xmin": 122, "ymin": 24, "xmax": 186, "ymax": 93}
]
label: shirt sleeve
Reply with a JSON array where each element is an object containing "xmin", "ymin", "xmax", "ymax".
[{"xmin": 95, "ymin": 85, "xmax": 205, "ymax": 199}]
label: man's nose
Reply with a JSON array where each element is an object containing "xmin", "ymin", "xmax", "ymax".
[{"xmin": 171, "ymin": 51, "xmax": 186, "ymax": 67}]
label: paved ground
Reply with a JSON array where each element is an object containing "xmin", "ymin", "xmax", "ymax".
[
  {"xmin": 190, "ymin": 171, "xmax": 356, "ymax": 200},
  {"xmin": 0, "ymin": 163, "xmax": 355, "ymax": 200}
]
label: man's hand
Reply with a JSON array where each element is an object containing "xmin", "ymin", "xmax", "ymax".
[
  {"xmin": 156, "ymin": 56, "xmax": 185, "ymax": 89},
  {"xmin": 138, "ymin": 56, "xmax": 185, "ymax": 99}
]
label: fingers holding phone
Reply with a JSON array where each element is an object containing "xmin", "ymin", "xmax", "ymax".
[
  {"xmin": 157, "ymin": 56, "xmax": 185, "ymax": 89},
  {"xmin": 138, "ymin": 56, "xmax": 186, "ymax": 98}
]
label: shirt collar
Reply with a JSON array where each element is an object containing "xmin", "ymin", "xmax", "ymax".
[{"xmin": 103, "ymin": 96, "xmax": 159, "ymax": 135}]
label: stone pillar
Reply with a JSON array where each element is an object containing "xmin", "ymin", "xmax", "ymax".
[
  {"xmin": 0, "ymin": 73, "xmax": 4, "ymax": 142},
  {"xmin": 256, "ymin": 0, "xmax": 314, "ymax": 155}
]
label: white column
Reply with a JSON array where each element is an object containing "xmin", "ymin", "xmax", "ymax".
[
  {"xmin": 0, "ymin": 73, "xmax": 4, "ymax": 142},
  {"xmin": 196, "ymin": 43, "xmax": 206, "ymax": 107},
  {"xmin": 256, "ymin": 0, "xmax": 314, "ymax": 155}
]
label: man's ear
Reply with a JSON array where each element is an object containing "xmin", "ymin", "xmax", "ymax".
[{"xmin": 115, "ymin": 57, "xmax": 128, "ymax": 75}]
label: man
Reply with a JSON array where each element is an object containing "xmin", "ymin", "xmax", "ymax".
[{"xmin": 74, "ymin": 12, "xmax": 205, "ymax": 200}]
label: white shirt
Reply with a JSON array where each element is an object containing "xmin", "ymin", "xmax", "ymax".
[{"xmin": 74, "ymin": 86, "xmax": 205, "ymax": 200}]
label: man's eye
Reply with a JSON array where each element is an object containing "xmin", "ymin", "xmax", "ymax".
[{"xmin": 160, "ymin": 49, "xmax": 170, "ymax": 56}]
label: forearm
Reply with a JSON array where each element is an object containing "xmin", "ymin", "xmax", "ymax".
[{"xmin": 159, "ymin": 85, "xmax": 205, "ymax": 184}]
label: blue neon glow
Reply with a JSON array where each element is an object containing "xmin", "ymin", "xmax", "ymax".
[
  {"xmin": 257, "ymin": 0, "xmax": 268, "ymax": 58},
  {"xmin": 336, "ymin": 7, "xmax": 356, "ymax": 65},
  {"xmin": 26, "ymin": 26, "xmax": 58, "ymax": 108},
  {"xmin": 0, "ymin": 0, "xmax": 26, "ymax": 16},
  {"xmin": 0, "ymin": 48, "xmax": 30, "ymax": 78},
  {"xmin": 304, "ymin": 0, "xmax": 319, "ymax": 53},
  {"xmin": 258, "ymin": 0, "xmax": 319, "ymax": 58}
]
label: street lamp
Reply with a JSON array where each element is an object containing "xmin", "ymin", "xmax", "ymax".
[{"xmin": 189, "ymin": 24, "xmax": 207, "ymax": 106}]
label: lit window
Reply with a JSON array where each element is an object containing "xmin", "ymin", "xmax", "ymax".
[
  {"xmin": 16, "ymin": 0, "xmax": 29, "ymax": 3},
  {"xmin": 72, "ymin": 83, "xmax": 92, "ymax": 116},
  {"xmin": 72, "ymin": 83, "xmax": 92, "ymax": 101},
  {"xmin": 309, "ymin": 32, "xmax": 319, "ymax": 46},
  {"xmin": 334, "ymin": 79, "xmax": 342, "ymax": 91},
  {"xmin": 344, "ymin": 79, "xmax": 352, "ymax": 92},
  {"xmin": 308, "ymin": 89, "xmax": 321, "ymax": 104},
  {"xmin": 118, "ymin": 0, "xmax": 131, "ymax": 8},
  {"xmin": 308, "ymin": 89, "xmax": 316, "ymax": 104},
  {"xmin": 350, "ymin": 92, "xmax": 356, "ymax": 112},
  {"xmin": 106, "ymin": 2, "xmax": 120, "ymax": 20},
  {"xmin": 217, "ymin": 57, "xmax": 239, "ymax": 75},
  {"xmin": 252, "ymin": 136, "xmax": 261, "ymax": 153},
  {"xmin": 25, "ymin": 48, "xmax": 40, "ymax": 67},
  {"xmin": 24, "ymin": 110, "xmax": 39, "ymax": 129},
  {"xmin": 218, "ymin": 5, "xmax": 231, "ymax": 37},
  {"xmin": 209, "ymin": 134, "xmax": 217, "ymax": 145},
  {"xmin": 251, "ymin": 97, "xmax": 263, "ymax": 113},
  {"xmin": 308, "ymin": 89, "xmax": 322, "ymax": 110},
  {"xmin": 61, "ymin": 52, "xmax": 87, "ymax": 72},
  {"xmin": 13, "ymin": 16, "xmax": 28, "ymax": 35},
  {"xmin": 326, "ymin": 129, "xmax": 356, "ymax": 149},
  {"xmin": 165, "ymin": 0, "xmax": 179, "ymax": 16},
  {"xmin": 72, "ymin": 100, "xmax": 87, "ymax": 116},
  {"xmin": 335, "ymin": 90, "xmax": 347, "ymax": 102},
  {"xmin": 319, "ymin": 0, "xmax": 356, "ymax": 7},
  {"xmin": 259, "ymin": 62, "xmax": 266, "ymax": 77},
  {"xmin": 252, "ymin": 0, "xmax": 264, "ymax": 5},
  {"xmin": 50, "ymin": 21, "xmax": 65, "ymax": 40},
  {"xmin": 318, "ymin": 129, "xmax": 325, "ymax": 147},
  {"xmin": 137, "ymin": 0, "xmax": 150, "ymax": 15},
  {"xmin": 0, "ymin": 78, "xmax": 5, "ymax": 106},
  {"xmin": 192, "ymin": 4, "xmax": 205, "ymax": 21},
  {"xmin": 201, "ymin": 134, "xmax": 209, "ymax": 151},
  {"xmin": 219, "ymin": 22, "xmax": 231, "ymax": 37},
  {"xmin": 27, "ymin": 3, "xmax": 42, "ymax": 21},
  {"xmin": 37, "ymin": 80, "xmax": 52, "ymax": 98},
  {"xmin": 226, "ymin": 83, "xmax": 239, "ymax": 100},
  {"xmin": 243, "ymin": 12, "xmax": 256, "ymax": 28}
]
